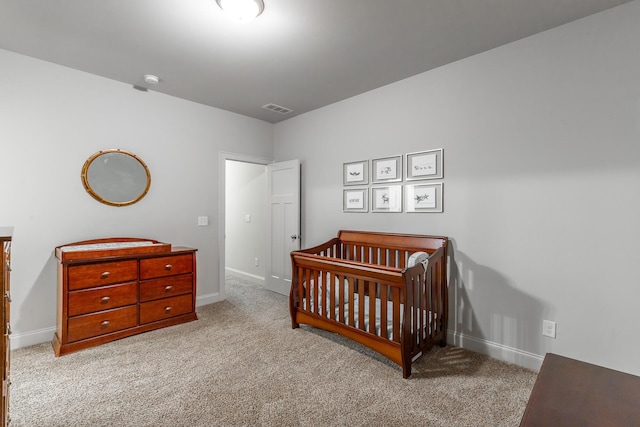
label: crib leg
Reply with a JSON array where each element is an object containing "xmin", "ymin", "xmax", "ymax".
[
  {"xmin": 440, "ymin": 329, "xmax": 447, "ymax": 347},
  {"xmin": 402, "ymin": 363, "xmax": 412, "ymax": 379},
  {"xmin": 439, "ymin": 316, "xmax": 448, "ymax": 347},
  {"xmin": 290, "ymin": 310, "xmax": 299, "ymax": 329}
]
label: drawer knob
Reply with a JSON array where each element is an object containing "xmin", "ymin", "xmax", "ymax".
[
  {"xmin": 100, "ymin": 271, "xmax": 111, "ymax": 279},
  {"xmin": 5, "ymin": 291, "xmax": 10, "ymax": 303},
  {"xmin": 164, "ymin": 306, "xmax": 172, "ymax": 313},
  {"xmin": 164, "ymin": 285, "xmax": 173, "ymax": 292},
  {"xmin": 100, "ymin": 296, "xmax": 111, "ymax": 304},
  {"xmin": 100, "ymin": 320, "xmax": 110, "ymax": 328},
  {"xmin": 164, "ymin": 264, "xmax": 173, "ymax": 271}
]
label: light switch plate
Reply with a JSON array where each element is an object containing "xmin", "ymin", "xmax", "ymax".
[{"xmin": 197, "ymin": 216, "xmax": 209, "ymax": 226}]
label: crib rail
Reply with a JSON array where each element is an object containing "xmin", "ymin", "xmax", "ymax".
[
  {"xmin": 290, "ymin": 254, "xmax": 404, "ymax": 335},
  {"xmin": 338, "ymin": 230, "xmax": 446, "ymax": 269},
  {"xmin": 289, "ymin": 253, "xmax": 406, "ymax": 367}
]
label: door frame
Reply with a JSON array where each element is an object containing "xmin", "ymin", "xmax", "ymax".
[{"xmin": 218, "ymin": 151, "xmax": 272, "ymax": 300}]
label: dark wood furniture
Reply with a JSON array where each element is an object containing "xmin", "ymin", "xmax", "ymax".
[
  {"xmin": 520, "ymin": 353, "xmax": 640, "ymax": 426},
  {"xmin": 290, "ymin": 230, "xmax": 448, "ymax": 378},
  {"xmin": 1, "ymin": 227, "xmax": 12, "ymax": 427},
  {"xmin": 53, "ymin": 238, "xmax": 197, "ymax": 356}
]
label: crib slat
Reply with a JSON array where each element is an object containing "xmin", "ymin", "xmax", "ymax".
[
  {"xmin": 416, "ymin": 274, "xmax": 423, "ymax": 351},
  {"xmin": 379, "ymin": 284, "xmax": 388, "ymax": 339},
  {"xmin": 313, "ymin": 270, "xmax": 319, "ymax": 314},
  {"xmin": 368, "ymin": 281, "xmax": 376, "ymax": 334},
  {"xmin": 430, "ymin": 264, "xmax": 437, "ymax": 339},
  {"xmin": 391, "ymin": 286, "xmax": 400, "ymax": 342},
  {"xmin": 357, "ymin": 278, "xmax": 365, "ymax": 331},
  {"xmin": 338, "ymin": 274, "xmax": 345, "ymax": 323},
  {"xmin": 424, "ymin": 269, "xmax": 431, "ymax": 340},
  {"xmin": 304, "ymin": 268, "xmax": 311, "ymax": 311},
  {"xmin": 321, "ymin": 271, "xmax": 327, "ymax": 317},
  {"xmin": 435, "ymin": 264, "xmax": 441, "ymax": 336},
  {"xmin": 297, "ymin": 266, "xmax": 304, "ymax": 310},
  {"xmin": 348, "ymin": 277, "xmax": 355, "ymax": 327},
  {"xmin": 327, "ymin": 272, "xmax": 337, "ymax": 319},
  {"xmin": 411, "ymin": 275, "xmax": 422, "ymax": 354}
]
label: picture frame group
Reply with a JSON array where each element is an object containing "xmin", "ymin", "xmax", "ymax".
[{"xmin": 343, "ymin": 149, "xmax": 444, "ymax": 213}]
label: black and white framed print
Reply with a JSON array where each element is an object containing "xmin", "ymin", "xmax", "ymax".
[
  {"xmin": 371, "ymin": 185, "xmax": 402, "ymax": 213},
  {"xmin": 405, "ymin": 182, "xmax": 443, "ymax": 213},
  {"xmin": 343, "ymin": 188, "xmax": 368, "ymax": 212},
  {"xmin": 372, "ymin": 155, "xmax": 402, "ymax": 184},
  {"xmin": 406, "ymin": 148, "xmax": 443, "ymax": 180},
  {"xmin": 343, "ymin": 160, "xmax": 369, "ymax": 186}
]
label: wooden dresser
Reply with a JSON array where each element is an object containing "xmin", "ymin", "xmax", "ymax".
[
  {"xmin": 1, "ymin": 227, "xmax": 13, "ymax": 427},
  {"xmin": 53, "ymin": 238, "xmax": 197, "ymax": 356}
]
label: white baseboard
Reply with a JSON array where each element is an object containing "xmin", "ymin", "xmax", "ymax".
[
  {"xmin": 448, "ymin": 330, "xmax": 544, "ymax": 372},
  {"xmin": 225, "ymin": 267, "xmax": 265, "ymax": 286},
  {"xmin": 196, "ymin": 292, "xmax": 223, "ymax": 307},
  {"xmin": 11, "ymin": 326, "xmax": 56, "ymax": 350}
]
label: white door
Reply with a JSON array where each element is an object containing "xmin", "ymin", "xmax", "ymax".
[{"xmin": 266, "ymin": 159, "xmax": 301, "ymax": 295}]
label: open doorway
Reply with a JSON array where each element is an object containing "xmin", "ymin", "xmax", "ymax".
[
  {"xmin": 218, "ymin": 152, "xmax": 271, "ymax": 300},
  {"xmin": 225, "ymin": 159, "xmax": 267, "ymax": 283}
]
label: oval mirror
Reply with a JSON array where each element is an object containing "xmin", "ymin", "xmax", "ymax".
[{"xmin": 81, "ymin": 149, "xmax": 151, "ymax": 207}]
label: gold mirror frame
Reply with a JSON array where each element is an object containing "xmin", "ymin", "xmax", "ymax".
[{"xmin": 81, "ymin": 149, "xmax": 151, "ymax": 207}]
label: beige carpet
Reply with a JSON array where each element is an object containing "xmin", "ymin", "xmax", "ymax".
[{"xmin": 10, "ymin": 276, "xmax": 537, "ymax": 426}]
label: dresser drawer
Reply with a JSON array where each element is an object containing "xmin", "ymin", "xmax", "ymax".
[
  {"xmin": 140, "ymin": 274, "xmax": 193, "ymax": 302},
  {"xmin": 140, "ymin": 254, "xmax": 193, "ymax": 279},
  {"xmin": 68, "ymin": 282, "xmax": 138, "ymax": 316},
  {"xmin": 68, "ymin": 260, "xmax": 137, "ymax": 290},
  {"xmin": 140, "ymin": 294, "xmax": 193, "ymax": 324},
  {"xmin": 67, "ymin": 305, "xmax": 138, "ymax": 343}
]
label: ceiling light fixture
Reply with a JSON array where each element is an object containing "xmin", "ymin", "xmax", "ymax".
[
  {"xmin": 216, "ymin": 0, "xmax": 264, "ymax": 23},
  {"xmin": 143, "ymin": 74, "xmax": 160, "ymax": 85}
]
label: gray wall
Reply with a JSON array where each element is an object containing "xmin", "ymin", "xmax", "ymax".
[
  {"xmin": 0, "ymin": 49, "xmax": 273, "ymax": 348},
  {"xmin": 274, "ymin": 2, "xmax": 640, "ymax": 374}
]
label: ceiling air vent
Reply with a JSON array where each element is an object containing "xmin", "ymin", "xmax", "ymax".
[{"xmin": 262, "ymin": 103, "xmax": 292, "ymax": 114}]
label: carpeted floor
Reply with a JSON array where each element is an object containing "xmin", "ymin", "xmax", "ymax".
[{"xmin": 10, "ymin": 276, "xmax": 537, "ymax": 426}]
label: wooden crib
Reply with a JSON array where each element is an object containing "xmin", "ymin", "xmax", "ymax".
[{"xmin": 289, "ymin": 230, "xmax": 449, "ymax": 378}]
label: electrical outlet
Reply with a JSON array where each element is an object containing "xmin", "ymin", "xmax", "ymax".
[
  {"xmin": 542, "ymin": 320, "xmax": 556, "ymax": 338},
  {"xmin": 197, "ymin": 216, "xmax": 209, "ymax": 226},
  {"xmin": 254, "ymin": 257, "xmax": 259, "ymax": 266}
]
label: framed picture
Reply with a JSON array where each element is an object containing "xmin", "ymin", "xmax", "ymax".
[
  {"xmin": 371, "ymin": 185, "xmax": 402, "ymax": 213},
  {"xmin": 405, "ymin": 182, "xmax": 443, "ymax": 213},
  {"xmin": 343, "ymin": 160, "xmax": 368, "ymax": 186},
  {"xmin": 406, "ymin": 148, "xmax": 443, "ymax": 180},
  {"xmin": 343, "ymin": 188, "xmax": 368, "ymax": 212},
  {"xmin": 372, "ymin": 155, "xmax": 402, "ymax": 183}
]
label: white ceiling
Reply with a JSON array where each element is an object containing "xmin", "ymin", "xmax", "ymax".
[{"xmin": 0, "ymin": 0, "xmax": 633, "ymax": 123}]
